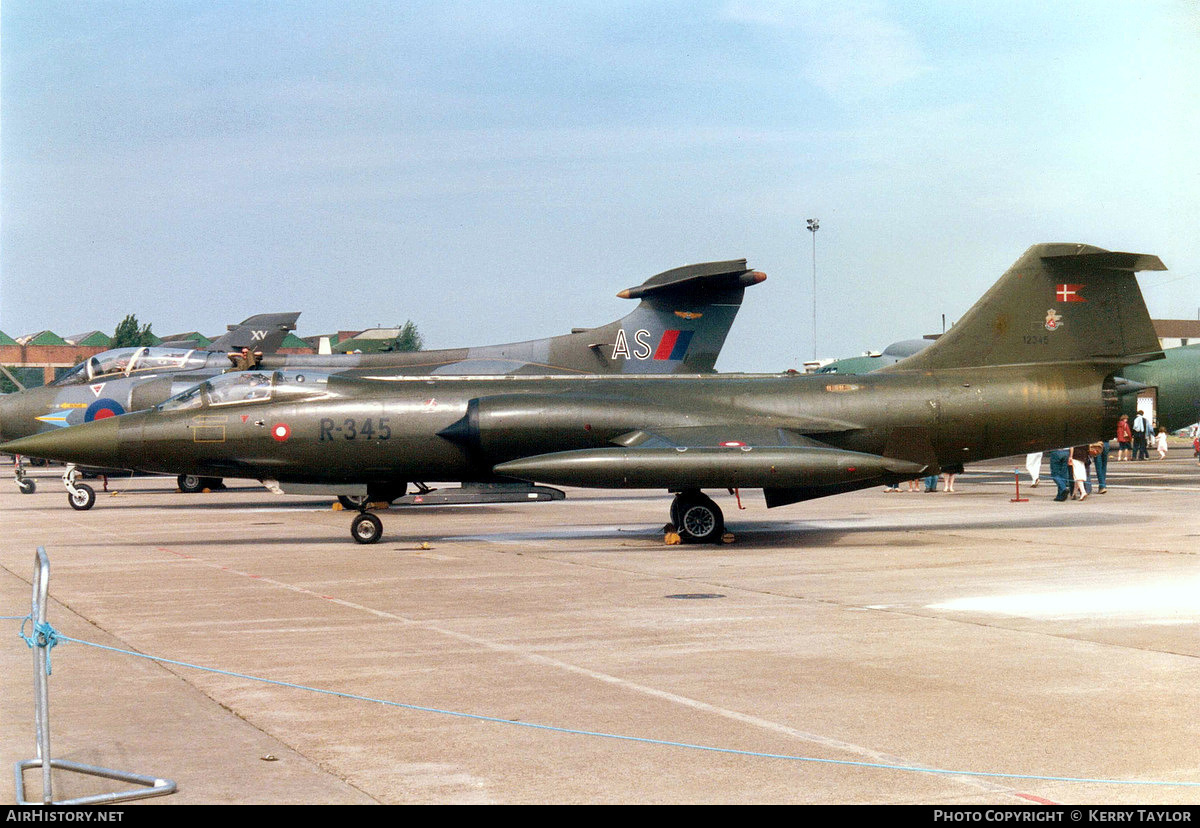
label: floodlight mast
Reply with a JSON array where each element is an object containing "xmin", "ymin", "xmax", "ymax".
[{"xmin": 806, "ymin": 218, "xmax": 819, "ymax": 364}]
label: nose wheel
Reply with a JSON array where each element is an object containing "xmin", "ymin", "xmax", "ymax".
[
  {"xmin": 62, "ymin": 465, "xmax": 96, "ymax": 511},
  {"xmin": 15, "ymin": 462, "xmax": 35, "ymax": 494},
  {"xmin": 68, "ymin": 483, "xmax": 96, "ymax": 511},
  {"xmin": 670, "ymin": 490, "xmax": 725, "ymax": 544},
  {"xmin": 350, "ymin": 511, "xmax": 383, "ymax": 544},
  {"xmin": 13, "ymin": 457, "xmax": 36, "ymax": 494}
]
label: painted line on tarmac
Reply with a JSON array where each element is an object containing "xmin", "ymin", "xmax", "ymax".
[{"xmin": 147, "ymin": 541, "xmax": 1032, "ymax": 800}]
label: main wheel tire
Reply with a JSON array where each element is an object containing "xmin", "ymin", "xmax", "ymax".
[
  {"xmin": 68, "ymin": 483, "xmax": 96, "ymax": 511},
  {"xmin": 178, "ymin": 474, "xmax": 205, "ymax": 494},
  {"xmin": 338, "ymin": 494, "xmax": 370, "ymax": 510},
  {"xmin": 17, "ymin": 478, "xmax": 36, "ymax": 495},
  {"xmin": 201, "ymin": 477, "xmax": 226, "ymax": 491},
  {"xmin": 674, "ymin": 492, "xmax": 724, "ymax": 544},
  {"xmin": 351, "ymin": 512, "xmax": 384, "ymax": 544}
]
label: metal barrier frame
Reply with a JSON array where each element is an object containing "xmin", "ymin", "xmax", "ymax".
[{"xmin": 13, "ymin": 547, "xmax": 177, "ymax": 805}]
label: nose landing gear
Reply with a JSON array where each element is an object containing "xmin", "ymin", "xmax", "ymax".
[
  {"xmin": 350, "ymin": 511, "xmax": 383, "ymax": 544},
  {"xmin": 63, "ymin": 465, "xmax": 96, "ymax": 511}
]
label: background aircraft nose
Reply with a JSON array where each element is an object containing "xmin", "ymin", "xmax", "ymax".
[{"xmin": 0, "ymin": 416, "xmax": 124, "ymax": 469}]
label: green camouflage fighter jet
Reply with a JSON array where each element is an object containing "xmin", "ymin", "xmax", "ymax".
[
  {"xmin": 2, "ymin": 244, "xmax": 1165, "ymax": 544},
  {"xmin": 2, "ymin": 260, "xmax": 763, "ymax": 494}
]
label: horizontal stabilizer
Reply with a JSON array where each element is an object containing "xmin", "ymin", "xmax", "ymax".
[
  {"xmin": 617, "ymin": 260, "xmax": 765, "ymax": 300},
  {"xmin": 210, "ymin": 312, "xmax": 301, "ymax": 354},
  {"xmin": 1039, "ymin": 247, "xmax": 1166, "ymax": 272}
]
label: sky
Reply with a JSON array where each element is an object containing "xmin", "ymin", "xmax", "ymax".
[{"xmin": 2, "ymin": 0, "xmax": 1198, "ymax": 372}]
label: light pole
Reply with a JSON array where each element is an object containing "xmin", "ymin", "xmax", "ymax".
[{"xmin": 806, "ymin": 218, "xmax": 819, "ymax": 363}]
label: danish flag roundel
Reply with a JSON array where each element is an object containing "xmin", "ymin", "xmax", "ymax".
[{"xmin": 271, "ymin": 422, "xmax": 291, "ymax": 442}]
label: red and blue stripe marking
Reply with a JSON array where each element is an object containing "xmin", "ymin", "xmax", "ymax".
[{"xmin": 653, "ymin": 330, "xmax": 694, "ymax": 361}]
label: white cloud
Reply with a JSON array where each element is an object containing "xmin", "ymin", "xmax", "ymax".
[{"xmin": 724, "ymin": 0, "xmax": 928, "ymax": 100}]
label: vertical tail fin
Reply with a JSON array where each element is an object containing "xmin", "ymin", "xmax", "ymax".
[
  {"xmin": 592, "ymin": 260, "xmax": 766, "ymax": 373},
  {"xmin": 881, "ymin": 244, "xmax": 1164, "ymax": 372},
  {"xmin": 209, "ymin": 312, "xmax": 301, "ymax": 354}
]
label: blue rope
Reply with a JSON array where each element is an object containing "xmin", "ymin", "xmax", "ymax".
[
  {"xmin": 39, "ymin": 631, "xmax": 1200, "ymax": 789},
  {"xmin": 18, "ymin": 615, "xmax": 62, "ymax": 674}
]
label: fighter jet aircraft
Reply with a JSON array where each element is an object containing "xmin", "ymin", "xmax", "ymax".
[
  {"xmin": 1, "ymin": 260, "xmax": 763, "ymax": 493},
  {"xmin": 2, "ymin": 244, "xmax": 1165, "ymax": 544}
]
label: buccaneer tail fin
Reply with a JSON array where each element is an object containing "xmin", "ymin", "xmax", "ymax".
[
  {"xmin": 881, "ymin": 244, "xmax": 1165, "ymax": 373},
  {"xmin": 334, "ymin": 261, "xmax": 764, "ymax": 377},
  {"xmin": 209, "ymin": 312, "xmax": 301, "ymax": 355},
  {"xmin": 587, "ymin": 260, "xmax": 766, "ymax": 373}
]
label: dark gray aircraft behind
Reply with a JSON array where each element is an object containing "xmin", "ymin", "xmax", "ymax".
[
  {"xmin": 3, "ymin": 244, "xmax": 1165, "ymax": 544},
  {"xmin": 2, "ymin": 260, "xmax": 762, "ymax": 492}
]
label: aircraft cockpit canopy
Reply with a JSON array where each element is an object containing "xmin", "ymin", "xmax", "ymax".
[
  {"xmin": 157, "ymin": 370, "xmax": 331, "ymax": 413},
  {"xmin": 52, "ymin": 347, "xmax": 208, "ymax": 386}
]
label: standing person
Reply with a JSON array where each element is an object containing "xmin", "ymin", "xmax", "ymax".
[
  {"xmin": 923, "ymin": 474, "xmax": 939, "ymax": 492},
  {"xmin": 941, "ymin": 463, "xmax": 962, "ymax": 493},
  {"xmin": 1116, "ymin": 414, "xmax": 1132, "ymax": 461},
  {"xmin": 1132, "ymin": 410, "xmax": 1150, "ymax": 460},
  {"xmin": 1155, "ymin": 427, "xmax": 1169, "ymax": 460},
  {"xmin": 1070, "ymin": 445, "xmax": 1091, "ymax": 500},
  {"xmin": 1048, "ymin": 448, "xmax": 1072, "ymax": 502},
  {"xmin": 1092, "ymin": 440, "xmax": 1109, "ymax": 494},
  {"xmin": 1025, "ymin": 452, "xmax": 1043, "ymax": 487}
]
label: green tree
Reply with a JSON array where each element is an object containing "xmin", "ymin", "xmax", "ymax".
[
  {"xmin": 1, "ymin": 368, "xmax": 20, "ymax": 394},
  {"xmin": 111, "ymin": 314, "xmax": 156, "ymax": 348},
  {"xmin": 390, "ymin": 320, "xmax": 423, "ymax": 352}
]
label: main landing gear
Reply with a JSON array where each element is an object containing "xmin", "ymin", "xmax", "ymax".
[
  {"xmin": 178, "ymin": 474, "xmax": 226, "ymax": 493},
  {"xmin": 343, "ymin": 485, "xmax": 728, "ymax": 546},
  {"xmin": 669, "ymin": 489, "xmax": 725, "ymax": 544}
]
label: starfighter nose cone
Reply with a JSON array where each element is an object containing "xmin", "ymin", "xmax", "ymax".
[{"xmin": 0, "ymin": 417, "xmax": 123, "ymax": 468}]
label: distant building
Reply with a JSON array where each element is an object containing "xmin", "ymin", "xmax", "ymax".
[
  {"xmin": 278, "ymin": 332, "xmax": 314, "ymax": 354},
  {"xmin": 331, "ymin": 327, "xmax": 405, "ymax": 353},
  {"xmin": 1151, "ymin": 320, "xmax": 1200, "ymax": 349},
  {"xmin": 158, "ymin": 331, "xmax": 213, "ymax": 348},
  {"xmin": 64, "ymin": 331, "xmax": 113, "ymax": 348},
  {"xmin": 2, "ymin": 330, "xmax": 104, "ymax": 385}
]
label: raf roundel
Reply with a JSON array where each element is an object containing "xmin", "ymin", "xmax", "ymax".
[
  {"xmin": 84, "ymin": 398, "xmax": 126, "ymax": 422},
  {"xmin": 271, "ymin": 423, "xmax": 291, "ymax": 442}
]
